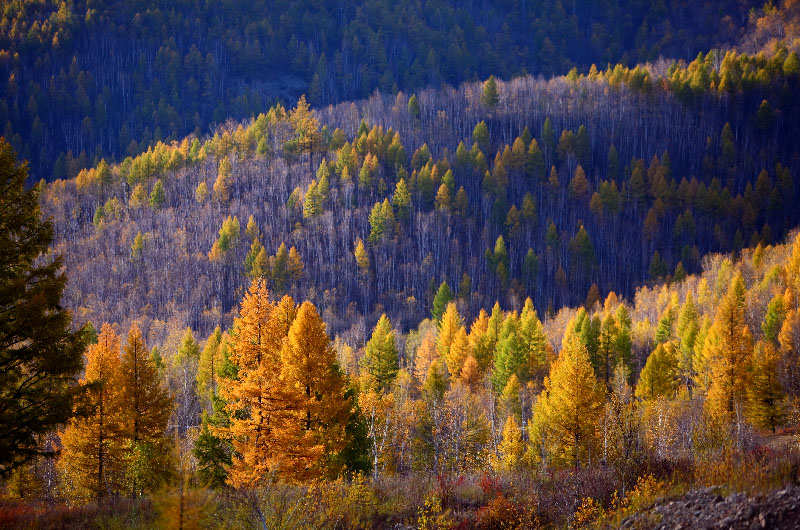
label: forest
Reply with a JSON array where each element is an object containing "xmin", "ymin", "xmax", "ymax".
[
  {"xmin": 3, "ymin": 0, "xmax": 800, "ymax": 529},
  {"xmin": 0, "ymin": 0, "xmax": 764, "ymax": 179}
]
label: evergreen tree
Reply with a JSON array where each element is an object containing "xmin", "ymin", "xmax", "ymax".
[
  {"xmin": 0, "ymin": 139, "xmax": 88, "ymax": 476},
  {"xmin": 361, "ymin": 315, "xmax": 400, "ymax": 391},
  {"xmin": 519, "ymin": 298, "xmax": 549, "ymax": 376},
  {"xmin": 431, "ymin": 281, "xmax": 454, "ymax": 322},
  {"xmin": 526, "ymin": 139, "xmax": 545, "ymax": 181},
  {"xmin": 407, "ymin": 94, "xmax": 421, "ymax": 121},
  {"xmin": 472, "ymin": 121, "xmax": 490, "ymax": 153},
  {"xmin": 149, "ymin": 179, "xmax": 166, "ymax": 208},
  {"xmin": 482, "ymin": 75, "xmax": 499, "ymax": 109},
  {"xmin": 499, "ymin": 374, "xmax": 522, "ymax": 421},
  {"xmin": 491, "ymin": 313, "xmax": 525, "ymax": 392},
  {"xmin": 193, "ymin": 396, "xmax": 232, "ymax": 488},
  {"xmin": 654, "ymin": 304, "xmax": 676, "ymax": 345},
  {"xmin": 762, "ymin": 294, "xmax": 787, "ymax": 343},
  {"xmin": 597, "ymin": 313, "xmax": 619, "ymax": 386},
  {"xmin": 615, "ymin": 305, "xmax": 634, "ymax": 373}
]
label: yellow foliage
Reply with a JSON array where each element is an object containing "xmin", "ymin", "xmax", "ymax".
[
  {"xmin": 703, "ymin": 273, "xmax": 753, "ymax": 421},
  {"xmin": 59, "ymin": 324, "xmax": 125, "ymax": 501},
  {"xmin": 414, "ymin": 331, "xmax": 438, "ymax": 384},
  {"xmin": 493, "ymin": 415, "xmax": 525, "ymax": 472},
  {"xmin": 530, "ymin": 337, "xmax": 605, "ymax": 469},
  {"xmin": 444, "ymin": 326, "xmax": 471, "ymax": 377}
]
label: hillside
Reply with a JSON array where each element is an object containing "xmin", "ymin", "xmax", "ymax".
[
  {"xmin": 0, "ymin": 0, "xmax": 762, "ymax": 179},
  {"xmin": 40, "ymin": 48, "xmax": 800, "ymax": 339},
  {"xmin": 5, "ymin": 2, "xmax": 800, "ymax": 528}
]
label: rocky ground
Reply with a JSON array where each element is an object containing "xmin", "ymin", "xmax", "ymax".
[{"xmin": 619, "ymin": 485, "xmax": 800, "ymax": 529}]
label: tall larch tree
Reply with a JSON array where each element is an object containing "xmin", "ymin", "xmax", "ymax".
[
  {"xmin": 445, "ymin": 327, "xmax": 472, "ymax": 378},
  {"xmin": 414, "ymin": 331, "xmax": 439, "ymax": 384},
  {"xmin": 704, "ymin": 273, "xmax": 754, "ymax": 421},
  {"xmin": 615, "ymin": 304, "xmax": 634, "ymax": 374},
  {"xmin": 531, "ymin": 336, "xmax": 605, "ymax": 469},
  {"xmin": 676, "ymin": 293, "xmax": 699, "ymax": 395},
  {"xmin": 289, "ymin": 95, "xmax": 322, "ymax": 175},
  {"xmin": 278, "ymin": 301, "xmax": 351, "ymax": 481},
  {"xmin": 437, "ymin": 302, "xmax": 463, "ymax": 371},
  {"xmin": 361, "ymin": 314, "xmax": 400, "ymax": 391},
  {"xmin": 786, "ymin": 233, "xmax": 800, "ymax": 306},
  {"xmin": 196, "ymin": 326, "xmax": 224, "ymax": 403},
  {"xmin": 635, "ymin": 343, "xmax": 679, "ymax": 401},
  {"xmin": 59, "ymin": 324, "xmax": 125, "ymax": 501},
  {"xmin": 519, "ymin": 298, "xmax": 549, "ymax": 378},
  {"xmin": 494, "ymin": 415, "xmax": 525, "ymax": 472},
  {"xmin": 597, "ymin": 312, "xmax": 619, "ymax": 387},
  {"xmin": 118, "ymin": 324, "xmax": 174, "ymax": 495},
  {"xmin": 746, "ymin": 340, "xmax": 785, "ymax": 433},
  {"xmin": 778, "ymin": 309, "xmax": 800, "ymax": 395},
  {"xmin": 220, "ymin": 280, "xmax": 286, "ymax": 488}
]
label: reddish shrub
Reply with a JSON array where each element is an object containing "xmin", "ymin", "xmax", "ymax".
[{"xmin": 475, "ymin": 495, "xmax": 523, "ymax": 530}]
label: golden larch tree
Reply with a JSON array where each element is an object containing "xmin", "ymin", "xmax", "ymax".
[
  {"xmin": 444, "ymin": 326, "xmax": 471, "ymax": 377},
  {"xmin": 530, "ymin": 336, "xmax": 605, "ymax": 469},
  {"xmin": 278, "ymin": 301, "xmax": 351, "ymax": 481},
  {"xmin": 746, "ymin": 340, "xmax": 785, "ymax": 433},
  {"xmin": 118, "ymin": 324, "xmax": 174, "ymax": 494},
  {"xmin": 437, "ymin": 302, "xmax": 463, "ymax": 371},
  {"xmin": 414, "ymin": 331, "xmax": 438, "ymax": 384},
  {"xmin": 219, "ymin": 280, "xmax": 287, "ymax": 488},
  {"xmin": 59, "ymin": 324, "xmax": 125, "ymax": 501},
  {"xmin": 703, "ymin": 273, "xmax": 754, "ymax": 421}
]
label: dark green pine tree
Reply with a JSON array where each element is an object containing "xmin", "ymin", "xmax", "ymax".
[
  {"xmin": 482, "ymin": 75, "xmax": 499, "ymax": 109},
  {"xmin": 762, "ymin": 294, "xmax": 786, "ymax": 344},
  {"xmin": 193, "ymin": 394, "xmax": 232, "ymax": 487},
  {"xmin": 407, "ymin": 94, "xmax": 421, "ymax": 121},
  {"xmin": 0, "ymin": 139, "xmax": 89, "ymax": 476},
  {"xmin": 149, "ymin": 179, "xmax": 166, "ymax": 208},
  {"xmin": 431, "ymin": 281, "xmax": 454, "ymax": 322},
  {"xmin": 361, "ymin": 314, "xmax": 399, "ymax": 391}
]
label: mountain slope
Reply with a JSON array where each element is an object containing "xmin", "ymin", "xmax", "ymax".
[
  {"xmin": 41, "ymin": 51, "xmax": 800, "ymax": 337},
  {"xmin": 0, "ymin": 0, "xmax": 761, "ymax": 179}
]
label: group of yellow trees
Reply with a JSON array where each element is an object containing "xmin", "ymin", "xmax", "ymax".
[
  {"xmin": 59, "ymin": 324, "xmax": 172, "ymax": 500},
  {"xmin": 350, "ymin": 233, "xmax": 800, "ymax": 477},
  {"xmin": 52, "ymin": 232, "xmax": 800, "ymax": 498},
  {"xmin": 56, "ymin": 279, "xmax": 353, "ymax": 499},
  {"xmin": 218, "ymin": 280, "xmax": 350, "ymax": 486}
]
